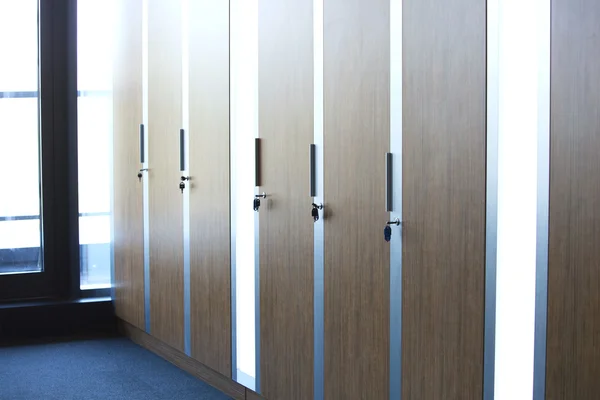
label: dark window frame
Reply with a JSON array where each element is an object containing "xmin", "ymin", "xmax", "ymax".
[{"xmin": 0, "ymin": 0, "xmax": 106, "ymax": 302}]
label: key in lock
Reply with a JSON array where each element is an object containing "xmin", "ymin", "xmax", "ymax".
[{"xmin": 384, "ymin": 225, "xmax": 392, "ymax": 242}]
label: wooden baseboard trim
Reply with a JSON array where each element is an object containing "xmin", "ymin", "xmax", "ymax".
[
  {"xmin": 118, "ymin": 319, "xmax": 247, "ymax": 400},
  {"xmin": 245, "ymin": 389, "xmax": 264, "ymax": 400}
]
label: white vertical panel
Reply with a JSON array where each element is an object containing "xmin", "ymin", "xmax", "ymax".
[
  {"xmin": 142, "ymin": 0, "xmax": 151, "ymax": 333},
  {"xmin": 493, "ymin": 0, "xmax": 550, "ymax": 398},
  {"xmin": 533, "ymin": 0, "xmax": 550, "ymax": 397},
  {"xmin": 230, "ymin": 0, "xmax": 258, "ymax": 390},
  {"xmin": 313, "ymin": 0, "xmax": 324, "ymax": 399},
  {"xmin": 181, "ymin": 0, "xmax": 191, "ymax": 357},
  {"xmin": 484, "ymin": 1, "xmax": 499, "ymax": 398}
]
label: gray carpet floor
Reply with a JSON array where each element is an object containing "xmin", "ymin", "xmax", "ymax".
[{"xmin": 0, "ymin": 338, "xmax": 232, "ymax": 400}]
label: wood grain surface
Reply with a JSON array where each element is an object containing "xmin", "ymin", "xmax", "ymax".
[
  {"xmin": 188, "ymin": 0, "xmax": 231, "ymax": 378},
  {"xmin": 112, "ymin": 0, "xmax": 145, "ymax": 330},
  {"xmin": 258, "ymin": 1, "xmax": 315, "ymax": 399},
  {"xmin": 148, "ymin": 0, "xmax": 184, "ymax": 351},
  {"xmin": 546, "ymin": 0, "xmax": 600, "ymax": 398},
  {"xmin": 323, "ymin": 0, "xmax": 390, "ymax": 398},
  {"xmin": 402, "ymin": 0, "xmax": 486, "ymax": 398},
  {"xmin": 245, "ymin": 390, "xmax": 265, "ymax": 400}
]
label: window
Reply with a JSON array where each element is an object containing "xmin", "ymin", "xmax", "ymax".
[
  {"xmin": 77, "ymin": 0, "xmax": 115, "ymax": 289},
  {"xmin": 0, "ymin": 0, "xmax": 42, "ymax": 276},
  {"xmin": 1, "ymin": 0, "xmax": 96, "ymax": 302}
]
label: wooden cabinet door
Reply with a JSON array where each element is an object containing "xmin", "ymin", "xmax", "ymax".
[
  {"xmin": 113, "ymin": 0, "xmax": 144, "ymax": 330},
  {"xmin": 188, "ymin": 0, "xmax": 232, "ymax": 378},
  {"xmin": 546, "ymin": 0, "xmax": 600, "ymax": 398},
  {"xmin": 147, "ymin": 0, "xmax": 184, "ymax": 351},
  {"xmin": 258, "ymin": 1, "xmax": 315, "ymax": 398},
  {"xmin": 323, "ymin": 1, "xmax": 390, "ymax": 398},
  {"xmin": 402, "ymin": 0, "xmax": 486, "ymax": 398}
]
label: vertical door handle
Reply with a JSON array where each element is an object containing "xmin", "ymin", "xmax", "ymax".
[
  {"xmin": 385, "ymin": 152, "xmax": 393, "ymax": 212},
  {"xmin": 384, "ymin": 153, "xmax": 400, "ymax": 241},
  {"xmin": 309, "ymin": 144, "xmax": 316, "ymax": 197},
  {"xmin": 255, "ymin": 138, "xmax": 261, "ymax": 187},
  {"xmin": 140, "ymin": 124, "xmax": 145, "ymax": 164},
  {"xmin": 138, "ymin": 124, "xmax": 147, "ymax": 181},
  {"xmin": 179, "ymin": 129, "xmax": 190, "ymax": 192},
  {"xmin": 253, "ymin": 139, "xmax": 267, "ymax": 208},
  {"xmin": 310, "ymin": 144, "xmax": 323, "ymax": 221},
  {"xmin": 180, "ymin": 128, "xmax": 185, "ymax": 172}
]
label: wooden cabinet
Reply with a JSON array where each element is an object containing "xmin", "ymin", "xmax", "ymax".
[
  {"xmin": 113, "ymin": 0, "xmax": 144, "ymax": 330},
  {"xmin": 188, "ymin": 0, "xmax": 232, "ymax": 378},
  {"xmin": 402, "ymin": 0, "xmax": 487, "ymax": 398},
  {"xmin": 323, "ymin": 1, "xmax": 390, "ymax": 398},
  {"xmin": 112, "ymin": 1, "xmax": 494, "ymax": 398},
  {"xmin": 258, "ymin": 1, "xmax": 315, "ymax": 398},
  {"xmin": 147, "ymin": 0, "xmax": 184, "ymax": 351},
  {"xmin": 546, "ymin": 0, "xmax": 600, "ymax": 398}
]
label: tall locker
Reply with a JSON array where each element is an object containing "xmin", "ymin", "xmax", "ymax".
[
  {"xmin": 148, "ymin": 0, "xmax": 184, "ymax": 351},
  {"xmin": 188, "ymin": 0, "xmax": 232, "ymax": 377},
  {"xmin": 323, "ymin": 0, "xmax": 390, "ymax": 398},
  {"xmin": 113, "ymin": 0, "xmax": 145, "ymax": 330},
  {"xmin": 402, "ymin": 0, "xmax": 486, "ymax": 398},
  {"xmin": 258, "ymin": 1, "xmax": 315, "ymax": 398},
  {"xmin": 546, "ymin": 0, "xmax": 600, "ymax": 397}
]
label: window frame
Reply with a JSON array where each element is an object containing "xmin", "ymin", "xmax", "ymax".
[{"xmin": 0, "ymin": 0, "xmax": 88, "ymax": 302}]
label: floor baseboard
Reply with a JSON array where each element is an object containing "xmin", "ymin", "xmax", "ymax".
[
  {"xmin": 118, "ymin": 319, "xmax": 255, "ymax": 400},
  {"xmin": 0, "ymin": 298, "xmax": 116, "ymax": 343}
]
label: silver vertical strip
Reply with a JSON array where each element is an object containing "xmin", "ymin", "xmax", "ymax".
[
  {"xmin": 109, "ymin": 100, "xmax": 116, "ymax": 303},
  {"xmin": 313, "ymin": 0, "xmax": 324, "ymax": 398},
  {"xmin": 389, "ymin": 0, "xmax": 402, "ymax": 397},
  {"xmin": 254, "ymin": 35, "xmax": 261, "ymax": 393},
  {"xmin": 254, "ymin": 207, "xmax": 260, "ymax": 393},
  {"xmin": 182, "ymin": 0, "xmax": 191, "ymax": 357},
  {"xmin": 533, "ymin": 0, "xmax": 550, "ymax": 397},
  {"xmin": 142, "ymin": 0, "xmax": 151, "ymax": 333},
  {"xmin": 230, "ymin": 139, "xmax": 238, "ymax": 381},
  {"xmin": 229, "ymin": 0, "xmax": 237, "ymax": 381},
  {"xmin": 484, "ymin": 0, "xmax": 499, "ymax": 398},
  {"xmin": 183, "ymin": 169, "xmax": 191, "ymax": 358}
]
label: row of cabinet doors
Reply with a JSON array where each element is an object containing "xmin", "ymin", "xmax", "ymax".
[{"xmin": 113, "ymin": 0, "xmax": 600, "ymax": 399}]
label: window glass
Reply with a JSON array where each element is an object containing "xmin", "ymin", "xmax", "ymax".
[
  {"xmin": 0, "ymin": 0, "xmax": 42, "ymax": 275},
  {"xmin": 77, "ymin": 0, "xmax": 115, "ymax": 289}
]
